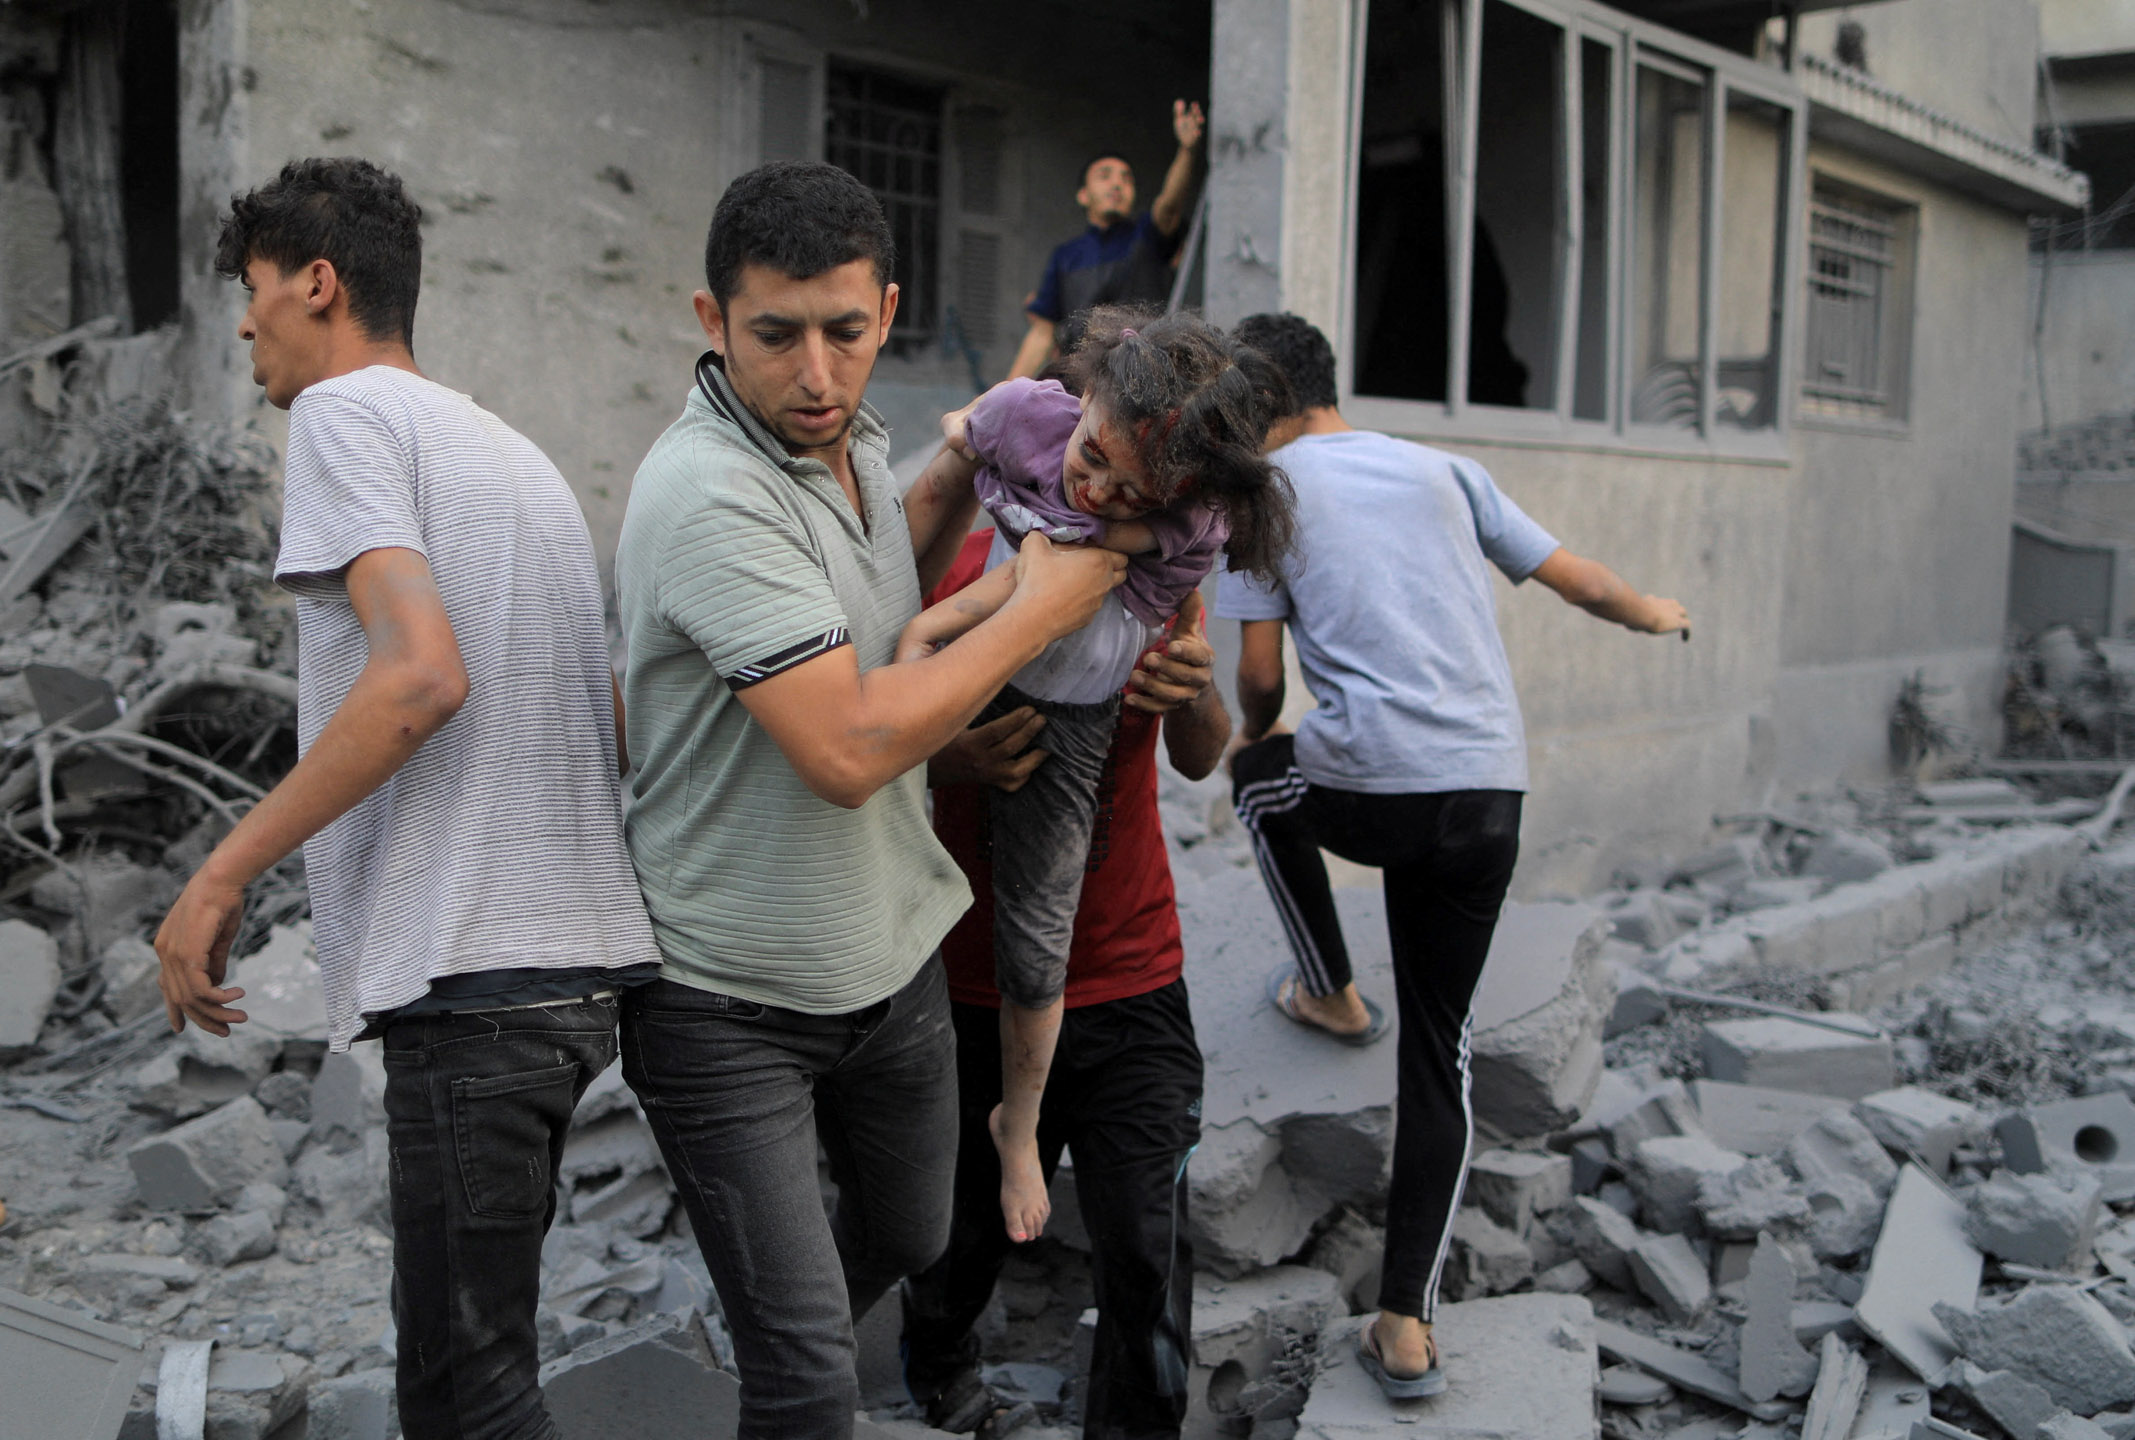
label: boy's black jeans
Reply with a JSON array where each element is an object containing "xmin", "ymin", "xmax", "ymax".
[{"xmin": 382, "ymin": 993, "xmax": 621, "ymax": 1440}]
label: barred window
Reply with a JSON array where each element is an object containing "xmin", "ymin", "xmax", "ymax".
[
  {"xmin": 825, "ymin": 63, "xmax": 944, "ymax": 356},
  {"xmin": 1803, "ymin": 186, "xmax": 1912, "ymax": 421}
]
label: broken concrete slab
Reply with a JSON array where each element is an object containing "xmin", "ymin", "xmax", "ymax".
[
  {"xmin": 539, "ymin": 1311, "xmax": 738, "ymax": 1439},
  {"xmin": 1629, "ymin": 1133, "xmax": 1748, "ymax": 1234},
  {"xmin": 1702, "ymin": 1017, "xmax": 1896, "ymax": 1101},
  {"xmin": 1628, "ymin": 1231, "xmax": 1710, "ymax": 1322},
  {"xmin": 1466, "ymin": 902, "xmax": 1615, "ymax": 1138},
  {"xmin": 1698, "ymin": 1156, "xmax": 1812, "ymax": 1239},
  {"xmin": 1965, "ymin": 1170, "xmax": 2104, "ymax": 1270},
  {"xmin": 1936, "ymin": 1286, "xmax": 2135, "ymax": 1415},
  {"xmin": 1448, "ymin": 1209, "xmax": 1535, "ymax": 1300},
  {"xmin": 97, "ymin": 936, "xmax": 162, "ymax": 1024},
  {"xmin": 1597, "ymin": 1364, "xmax": 1671, "ymax": 1406},
  {"xmin": 1592, "ymin": 1318, "xmax": 1785, "ymax": 1417},
  {"xmin": 1692, "ymin": 1079, "xmax": 1847, "ymax": 1156},
  {"xmin": 1741, "ymin": 1234, "xmax": 1819, "ymax": 1402},
  {"xmin": 1192, "ymin": 1264, "xmax": 1342, "ymax": 1411},
  {"xmin": 230, "ymin": 921, "xmax": 327, "ymax": 1049},
  {"xmin": 1465, "ymin": 1149, "xmax": 1572, "ymax": 1235},
  {"xmin": 1609, "ymin": 892, "xmax": 1683, "ymax": 952},
  {"xmin": 309, "ymin": 1043, "xmax": 387, "ymax": 1150},
  {"xmin": 1787, "ymin": 1111, "xmax": 1900, "ymax": 1199},
  {"xmin": 1855, "ymin": 1165, "xmax": 1983, "ymax": 1382},
  {"xmin": 1298, "ymin": 1295, "xmax": 1599, "ymax": 1439},
  {"xmin": 1804, "ymin": 1173, "xmax": 1887, "ymax": 1259},
  {"xmin": 1850, "ymin": 1360, "xmax": 1933, "ymax": 1440},
  {"xmin": 1606, "ymin": 962, "xmax": 1669, "ymax": 1037},
  {"xmin": 1800, "ymin": 1332, "xmax": 1868, "ymax": 1440},
  {"xmin": 1607, "ymin": 1080, "xmax": 1705, "ymax": 1158},
  {"xmin": 2040, "ymin": 1415, "xmax": 2116, "ymax": 1440},
  {"xmin": 306, "ymin": 1367, "xmax": 397, "ymax": 1440},
  {"xmin": 130, "ymin": 1023, "xmax": 286, "ymax": 1121},
  {"xmin": 1958, "ymin": 1360, "xmax": 2058, "ymax": 1440},
  {"xmin": 1303, "ymin": 1208, "xmax": 1384, "ymax": 1314},
  {"xmin": 199, "ymin": 1208, "xmax": 277, "ymax": 1267},
  {"xmin": 127, "ymin": 1095, "xmax": 289, "ymax": 1212},
  {"xmin": 1567, "ymin": 1196, "xmax": 1644, "ymax": 1293},
  {"xmin": 1856, "ymin": 1087, "xmax": 1982, "ymax": 1175},
  {"xmin": 1534, "ymin": 1259, "xmax": 1594, "ymax": 1294},
  {"xmin": 1997, "ymin": 1094, "xmax": 2135, "ymax": 1201},
  {"xmin": 0, "ymin": 1284, "xmax": 143, "ymax": 1440},
  {"xmin": 0, "ymin": 918, "xmax": 61, "ymax": 1056}
]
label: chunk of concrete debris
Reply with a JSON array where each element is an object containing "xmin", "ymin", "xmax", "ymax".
[
  {"xmin": 1570, "ymin": 1137, "xmax": 1614, "ymax": 1195},
  {"xmin": 1189, "ymin": 1119, "xmax": 1338, "ymax": 1277},
  {"xmin": 1741, "ymin": 1234, "xmax": 1819, "ymax": 1402},
  {"xmin": 1693, "ymin": 1079, "xmax": 1847, "ymax": 1156},
  {"xmin": 98, "ymin": 936, "xmax": 163, "ymax": 1023},
  {"xmin": 310, "ymin": 1044, "xmax": 387, "ymax": 1150},
  {"xmin": 1965, "ymin": 1170, "xmax": 2104, "ymax": 1271},
  {"xmin": 1303, "ymin": 1208, "xmax": 1384, "ymax": 1314},
  {"xmin": 199, "ymin": 1208, "xmax": 277, "ymax": 1267},
  {"xmin": 0, "ymin": 918, "xmax": 61, "ymax": 1056},
  {"xmin": 131, "ymin": 1023, "xmax": 286, "ymax": 1121},
  {"xmin": 1568, "ymin": 1195, "xmax": 1643, "ymax": 1292},
  {"xmin": 1997, "ymin": 1094, "xmax": 2135, "ymax": 1201},
  {"xmin": 539, "ymin": 1311, "xmax": 738, "ymax": 1439},
  {"xmin": 1606, "ymin": 963, "xmax": 1669, "ymax": 1037},
  {"xmin": 231, "ymin": 921, "xmax": 328, "ymax": 1048},
  {"xmin": 1608, "ymin": 1080, "xmax": 1705, "ymax": 1158},
  {"xmin": 306, "ymin": 1367, "xmax": 397, "ymax": 1440},
  {"xmin": 127, "ymin": 1095, "xmax": 290, "ymax": 1212},
  {"xmin": 0, "ymin": 1284, "xmax": 143, "ymax": 1440},
  {"xmin": 1702, "ymin": 1016, "xmax": 1897, "ymax": 1101},
  {"xmin": 1192, "ymin": 1265, "xmax": 1342, "ymax": 1425},
  {"xmin": 1857, "ymin": 1087, "xmax": 1982, "ymax": 1175},
  {"xmin": 1936, "ymin": 1286, "xmax": 2135, "ymax": 1415},
  {"xmin": 1957, "ymin": 1360, "xmax": 2058, "ymax": 1440},
  {"xmin": 1787, "ymin": 1111, "xmax": 1899, "ymax": 1199},
  {"xmin": 1630, "ymin": 1133, "xmax": 1748, "ymax": 1234},
  {"xmin": 2040, "ymin": 1414, "xmax": 2117, "ymax": 1440},
  {"xmin": 1803, "ymin": 831, "xmax": 1895, "ymax": 885},
  {"xmin": 1629, "ymin": 1231, "xmax": 1710, "ymax": 1322},
  {"xmin": 1851, "ymin": 1359, "xmax": 1932, "ymax": 1440},
  {"xmin": 1673, "ymin": 835, "xmax": 1776, "ymax": 893},
  {"xmin": 1299, "ymin": 1296, "xmax": 1599, "ymax": 1439},
  {"xmin": 1803, "ymin": 1173, "xmax": 1887, "ymax": 1258},
  {"xmin": 1592, "ymin": 1318, "xmax": 1788, "ymax": 1418},
  {"xmin": 1794, "ymin": 1300, "xmax": 1856, "ymax": 1345},
  {"xmin": 1597, "ymin": 1365, "xmax": 1671, "ymax": 1406},
  {"xmin": 1610, "ymin": 892, "xmax": 1683, "ymax": 952},
  {"xmin": 1698, "ymin": 1156, "xmax": 1812, "ymax": 1239},
  {"xmin": 1467, "ymin": 903, "xmax": 1615, "ymax": 1138},
  {"xmin": 1800, "ymin": 1332, "xmax": 1869, "ymax": 1440},
  {"xmin": 1465, "ymin": 1148, "xmax": 1572, "ymax": 1235},
  {"xmin": 1535, "ymin": 1258, "xmax": 1594, "ymax": 1294},
  {"xmin": 1447, "ymin": 1209, "xmax": 1534, "ymax": 1300},
  {"xmin": 1855, "ymin": 1165, "xmax": 1983, "ymax": 1382}
]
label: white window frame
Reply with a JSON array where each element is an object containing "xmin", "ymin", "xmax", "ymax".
[{"xmin": 1337, "ymin": 0, "xmax": 1808, "ymax": 461}]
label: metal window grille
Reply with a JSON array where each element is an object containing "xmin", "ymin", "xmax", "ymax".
[
  {"xmin": 1803, "ymin": 194, "xmax": 1895, "ymax": 409},
  {"xmin": 825, "ymin": 63, "xmax": 943, "ymax": 354}
]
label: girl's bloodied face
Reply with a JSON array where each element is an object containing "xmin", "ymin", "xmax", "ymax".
[{"xmin": 1060, "ymin": 398, "xmax": 1161, "ymax": 521}]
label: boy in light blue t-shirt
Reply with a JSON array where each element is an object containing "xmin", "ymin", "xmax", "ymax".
[{"xmin": 1217, "ymin": 313, "xmax": 1689, "ymax": 1406}]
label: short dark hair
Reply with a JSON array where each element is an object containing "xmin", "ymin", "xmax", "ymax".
[
  {"xmin": 1081, "ymin": 151, "xmax": 1133, "ymax": 186},
  {"xmin": 704, "ymin": 162, "xmax": 895, "ymax": 308},
  {"xmin": 214, "ymin": 158, "xmax": 423, "ymax": 348},
  {"xmin": 1233, "ymin": 313, "xmax": 1338, "ymax": 414},
  {"xmin": 1066, "ymin": 305, "xmax": 1296, "ymax": 584}
]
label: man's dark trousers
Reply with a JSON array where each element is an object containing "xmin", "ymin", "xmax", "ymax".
[
  {"xmin": 902, "ymin": 979, "xmax": 1202, "ymax": 1440},
  {"xmin": 383, "ymin": 993, "xmax": 621, "ymax": 1440},
  {"xmin": 622, "ymin": 960, "xmax": 960, "ymax": 1440}
]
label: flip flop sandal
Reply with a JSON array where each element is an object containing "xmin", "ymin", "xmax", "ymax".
[
  {"xmin": 1357, "ymin": 1320, "xmax": 1447, "ymax": 1400},
  {"xmin": 1265, "ymin": 965, "xmax": 1392, "ymax": 1047}
]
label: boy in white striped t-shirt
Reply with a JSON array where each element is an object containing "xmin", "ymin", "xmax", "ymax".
[{"xmin": 155, "ymin": 158, "xmax": 660, "ymax": 1440}]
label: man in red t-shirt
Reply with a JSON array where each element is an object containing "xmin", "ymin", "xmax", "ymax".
[{"xmin": 902, "ymin": 528, "xmax": 1229, "ymax": 1440}]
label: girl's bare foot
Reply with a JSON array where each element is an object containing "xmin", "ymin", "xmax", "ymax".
[{"xmin": 989, "ymin": 1102, "xmax": 1051, "ymax": 1243}]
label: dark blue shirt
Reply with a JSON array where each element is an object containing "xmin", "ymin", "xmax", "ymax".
[{"xmin": 1029, "ymin": 212, "xmax": 1182, "ymax": 339}]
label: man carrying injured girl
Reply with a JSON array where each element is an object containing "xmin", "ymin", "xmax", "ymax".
[{"xmin": 898, "ymin": 305, "xmax": 1296, "ymax": 1242}]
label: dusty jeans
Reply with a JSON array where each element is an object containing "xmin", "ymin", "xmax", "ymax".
[
  {"xmin": 382, "ymin": 993, "xmax": 620, "ymax": 1440},
  {"xmin": 983, "ymin": 685, "xmax": 1122, "ymax": 1009},
  {"xmin": 621, "ymin": 960, "xmax": 959, "ymax": 1440}
]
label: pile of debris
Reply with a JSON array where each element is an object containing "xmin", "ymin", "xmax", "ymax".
[{"xmin": 2019, "ymin": 416, "xmax": 2135, "ymax": 485}]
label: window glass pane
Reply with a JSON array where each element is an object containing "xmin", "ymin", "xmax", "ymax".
[
  {"xmin": 1469, "ymin": 0, "xmax": 1563, "ymax": 409},
  {"xmin": 826, "ymin": 63, "xmax": 944, "ymax": 354},
  {"xmin": 1715, "ymin": 92, "xmax": 1786, "ymax": 431},
  {"xmin": 1629, "ymin": 64, "xmax": 1706, "ymax": 430},
  {"xmin": 1573, "ymin": 38, "xmax": 1613, "ymax": 422},
  {"xmin": 1354, "ymin": 0, "xmax": 1451, "ymax": 402}
]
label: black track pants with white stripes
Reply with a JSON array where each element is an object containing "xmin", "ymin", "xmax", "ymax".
[{"xmin": 1231, "ymin": 735, "xmax": 1522, "ymax": 1321}]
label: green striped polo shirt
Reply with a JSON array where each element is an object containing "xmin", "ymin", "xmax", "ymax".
[{"xmin": 614, "ymin": 354, "xmax": 970, "ymax": 1012}]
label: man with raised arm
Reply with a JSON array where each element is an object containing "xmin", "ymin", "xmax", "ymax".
[
  {"xmin": 612, "ymin": 161, "xmax": 1125, "ymax": 1440},
  {"xmin": 1006, "ymin": 100, "xmax": 1205, "ymax": 379},
  {"xmin": 155, "ymin": 158, "xmax": 663, "ymax": 1440}
]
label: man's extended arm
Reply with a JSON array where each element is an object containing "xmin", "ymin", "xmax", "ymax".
[
  {"xmin": 155, "ymin": 547, "xmax": 469, "ymax": 1034},
  {"xmin": 736, "ymin": 533, "xmax": 1126, "ymax": 809},
  {"xmin": 1007, "ymin": 314, "xmax": 1057, "ymax": 383},
  {"xmin": 1234, "ymin": 618, "xmax": 1286, "ymax": 743},
  {"xmin": 1529, "ymin": 548, "xmax": 1691, "ymax": 637},
  {"xmin": 1151, "ymin": 100, "xmax": 1206, "ymax": 236}
]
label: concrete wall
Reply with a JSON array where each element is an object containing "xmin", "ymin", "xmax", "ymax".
[
  {"xmin": 2041, "ymin": 0, "xmax": 2135, "ymax": 60},
  {"xmin": 2021, "ymin": 250, "xmax": 2135, "ymax": 435},
  {"xmin": 181, "ymin": 0, "xmax": 1209, "ymax": 561},
  {"xmin": 1216, "ymin": 0, "xmax": 2032, "ymax": 897},
  {"xmin": 1795, "ymin": 0, "xmax": 2042, "ymax": 150}
]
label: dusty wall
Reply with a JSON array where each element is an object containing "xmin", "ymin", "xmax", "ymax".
[
  {"xmin": 2041, "ymin": 0, "xmax": 2135, "ymax": 60},
  {"xmin": 183, "ymin": 0, "xmax": 1208, "ymax": 562},
  {"xmin": 2022, "ymin": 250, "xmax": 2135, "ymax": 439},
  {"xmin": 1795, "ymin": 0, "xmax": 2042, "ymax": 150},
  {"xmin": 1212, "ymin": 0, "xmax": 2030, "ymax": 897}
]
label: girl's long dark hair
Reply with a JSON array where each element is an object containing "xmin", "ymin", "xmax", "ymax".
[{"xmin": 1063, "ymin": 305, "xmax": 1296, "ymax": 582}]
